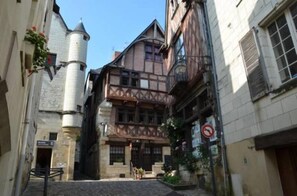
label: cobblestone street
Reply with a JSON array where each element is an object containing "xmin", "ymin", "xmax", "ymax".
[{"xmin": 22, "ymin": 179, "xmax": 212, "ymax": 196}]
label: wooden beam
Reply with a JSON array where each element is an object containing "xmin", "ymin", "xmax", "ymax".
[{"xmin": 254, "ymin": 126, "xmax": 297, "ymax": 150}]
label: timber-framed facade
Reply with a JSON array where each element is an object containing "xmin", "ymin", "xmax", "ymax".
[{"xmin": 81, "ymin": 20, "xmax": 171, "ymax": 179}]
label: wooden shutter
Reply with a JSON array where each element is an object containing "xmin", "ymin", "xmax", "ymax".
[{"xmin": 239, "ymin": 29, "xmax": 267, "ymax": 101}]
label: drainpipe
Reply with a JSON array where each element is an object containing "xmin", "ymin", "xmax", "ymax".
[
  {"xmin": 199, "ymin": 0, "xmax": 231, "ymax": 194},
  {"xmin": 15, "ymin": 74, "xmax": 36, "ymax": 196}
]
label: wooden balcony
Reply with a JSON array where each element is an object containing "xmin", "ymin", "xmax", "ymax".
[
  {"xmin": 107, "ymin": 84, "xmax": 172, "ymax": 105},
  {"xmin": 167, "ymin": 56, "xmax": 211, "ymax": 95}
]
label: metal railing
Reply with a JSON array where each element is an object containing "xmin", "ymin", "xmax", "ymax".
[
  {"xmin": 30, "ymin": 167, "xmax": 64, "ymax": 196},
  {"xmin": 167, "ymin": 55, "xmax": 211, "ymax": 94}
]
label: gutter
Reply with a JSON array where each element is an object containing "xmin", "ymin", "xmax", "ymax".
[{"xmin": 198, "ymin": 0, "xmax": 231, "ymax": 194}]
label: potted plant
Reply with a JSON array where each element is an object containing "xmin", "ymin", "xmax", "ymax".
[
  {"xmin": 135, "ymin": 167, "xmax": 145, "ymax": 179},
  {"xmin": 24, "ymin": 26, "xmax": 49, "ymax": 74}
]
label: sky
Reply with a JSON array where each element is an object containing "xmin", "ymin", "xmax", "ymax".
[{"xmin": 56, "ymin": 0, "xmax": 166, "ymax": 72}]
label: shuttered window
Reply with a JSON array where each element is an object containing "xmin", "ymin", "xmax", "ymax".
[{"xmin": 239, "ymin": 29, "xmax": 267, "ymax": 101}]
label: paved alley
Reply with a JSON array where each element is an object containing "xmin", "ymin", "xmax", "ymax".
[{"xmin": 22, "ymin": 179, "xmax": 212, "ymax": 196}]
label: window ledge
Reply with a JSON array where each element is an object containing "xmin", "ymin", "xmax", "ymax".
[{"xmin": 270, "ymin": 78, "xmax": 297, "ymax": 99}]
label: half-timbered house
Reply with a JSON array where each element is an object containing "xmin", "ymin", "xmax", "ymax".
[
  {"xmin": 161, "ymin": 0, "xmax": 225, "ymax": 190},
  {"xmin": 81, "ymin": 20, "xmax": 171, "ymax": 179}
]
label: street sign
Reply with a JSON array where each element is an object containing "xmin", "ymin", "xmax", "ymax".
[{"xmin": 201, "ymin": 123, "xmax": 215, "ymax": 138}]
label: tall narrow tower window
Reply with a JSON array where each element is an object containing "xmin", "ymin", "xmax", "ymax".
[
  {"xmin": 77, "ymin": 105, "xmax": 82, "ymax": 112},
  {"xmin": 80, "ymin": 64, "xmax": 85, "ymax": 71}
]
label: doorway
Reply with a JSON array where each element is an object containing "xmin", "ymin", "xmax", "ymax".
[
  {"xmin": 36, "ymin": 148, "xmax": 52, "ymax": 172},
  {"xmin": 276, "ymin": 146, "xmax": 297, "ymax": 196}
]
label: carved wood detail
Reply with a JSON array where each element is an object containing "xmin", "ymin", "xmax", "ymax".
[
  {"xmin": 107, "ymin": 84, "xmax": 171, "ymax": 104},
  {"xmin": 110, "ymin": 124, "xmax": 167, "ymax": 140}
]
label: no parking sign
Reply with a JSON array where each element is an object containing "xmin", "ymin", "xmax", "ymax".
[{"xmin": 201, "ymin": 123, "xmax": 215, "ymax": 138}]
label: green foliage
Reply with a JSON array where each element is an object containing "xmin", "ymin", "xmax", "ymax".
[
  {"xmin": 163, "ymin": 175, "xmax": 181, "ymax": 185},
  {"xmin": 160, "ymin": 117, "xmax": 184, "ymax": 145},
  {"xmin": 178, "ymin": 152, "xmax": 199, "ymax": 173},
  {"xmin": 24, "ymin": 26, "xmax": 49, "ymax": 72}
]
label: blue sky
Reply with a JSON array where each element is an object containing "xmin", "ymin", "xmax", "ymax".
[{"xmin": 56, "ymin": 0, "xmax": 166, "ymax": 72}]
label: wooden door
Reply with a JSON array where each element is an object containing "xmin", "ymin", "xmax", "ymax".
[
  {"xmin": 131, "ymin": 145, "xmax": 140, "ymax": 168},
  {"xmin": 143, "ymin": 146, "xmax": 152, "ymax": 171},
  {"xmin": 276, "ymin": 146, "xmax": 297, "ymax": 196}
]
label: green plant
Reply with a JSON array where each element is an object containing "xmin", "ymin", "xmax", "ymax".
[
  {"xmin": 24, "ymin": 26, "xmax": 49, "ymax": 73},
  {"xmin": 160, "ymin": 117, "xmax": 184, "ymax": 147},
  {"xmin": 163, "ymin": 175, "xmax": 181, "ymax": 185},
  {"xmin": 179, "ymin": 152, "xmax": 199, "ymax": 173}
]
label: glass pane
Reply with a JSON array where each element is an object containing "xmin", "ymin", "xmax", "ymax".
[
  {"xmin": 121, "ymin": 77, "xmax": 129, "ymax": 85},
  {"xmin": 122, "ymin": 71, "xmax": 129, "ymax": 76},
  {"xmin": 290, "ymin": 62, "xmax": 297, "ymax": 78},
  {"xmin": 268, "ymin": 23, "xmax": 277, "ymax": 35},
  {"xmin": 146, "ymin": 53, "xmax": 153, "ymax": 60},
  {"xmin": 276, "ymin": 56, "xmax": 287, "ymax": 70},
  {"xmin": 273, "ymin": 44, "xmax": 284, "ymax": 58},
  {"xmin": 270, "ymin": 33, "xmax": 280, "ymax": 46},
  {"xmin": 145, "ymin": 45, "xmax": 152, "ymax": 52},
  {"xmin": 279, "ymin": 25, "xmax": 290, "ymax": 40},
  {"xmin": 276, "ymin": 14, "xmax": 287, "ymax": 29},
  {"xmin": 131, "ymin": 78, "xmax": 139, "ymax": 87},
  {"xmin": 286, "ymin": 49, "xmax": 297, "ymax": 64},
  {"xmin": 283, "ymin": 37, "xmax": 294, "ymax": 52},
  {"xmin": 280, "ymin": 69, "xmax": 290, "ymax": 82},
  {"xmin": 131, "ymin": 72, "xmax": 139, "ymax": 77}
]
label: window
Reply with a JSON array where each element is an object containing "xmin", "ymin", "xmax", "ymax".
[
  {"xmin": 77, "ymin": 105, "xmax": 82, "ymax": 112},
  {"xmin": 140, "ymin": 79, "xmax": 149, "ymax": 88},
  {"xmin": 46, "ymin": 53, "xmax": 57, "ymax": 67},
  {"xmin": 110, "ymin": 145, "xmax": 125, "ymax": 165},
  {"xmin": 117, "ymin": 108, "xmax": 163, "ymax": 125},
  {"xmin": 117, "ymin": 108, "xmax": 135, "ymax": 123},
  {"xmin": 80, "ymin": 64, "xmax": 85, "ymax": 71},
  {"xmin": 153, "ymin": 147, "xmax": 162, "ymax": 162},
  {"xmin": 174, "ymin": 34, "xmax": 186, "ymax": 61},
  {"xmin": 268, "ymin": 2, "xmax": 297, "ymax": 83},
  {"xmin": 145, "ymin": 44, "xmax": 162, "ymax": 62},
  {"xmin": 120, "ymin": 70, "xmax": 139, "ymax": 87},
  {"xmin": 83, "ymin": 35, "xmax": 88, "ymax": 40},
  {"xmin": 49, "ymin": 132, "xmax": 57, "ymax": 141}
]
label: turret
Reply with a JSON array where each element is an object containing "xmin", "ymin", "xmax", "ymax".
[{"xmin": 62, "ymin": 20, "xmax": 90, "ymax": 138}]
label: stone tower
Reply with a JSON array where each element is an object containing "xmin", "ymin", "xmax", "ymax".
[
  {"xmin": 62, "ymin": 20, "xmax": 90, "ymax": 179},
  {"xmin": 62, "ymin": 20, "xmax": 90, "ymax": 138}
]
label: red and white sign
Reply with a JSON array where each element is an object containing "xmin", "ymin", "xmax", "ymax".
[{"xmin": 201, "ymin": 123, "xmax": 215, "ymax": 138}]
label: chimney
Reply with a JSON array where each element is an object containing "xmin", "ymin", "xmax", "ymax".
[{"xmin": 112, "ymin": 51, "xmax": 121, "ymax": 61}]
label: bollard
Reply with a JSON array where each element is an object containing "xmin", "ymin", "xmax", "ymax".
[{"xmin": 43, "ymin": 167, "xmax": 48, "ymax": 196}]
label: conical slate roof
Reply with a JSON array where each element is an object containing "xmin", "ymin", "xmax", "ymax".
[{"xmin": 73, "ymin": 19, "xmax": 90, "ymax": 39}]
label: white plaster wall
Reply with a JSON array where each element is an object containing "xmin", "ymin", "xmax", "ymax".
[
  {"xmin": 68, "ymin": 33, "xmax": 88, "ymax": 63},
  {"xmin": 62, "ymin": 113, "xmax": 83, "ymax": 127},
  {"xmin": 207, "ymin": 0, "xmax": 297, "ymax": 144},
  {"xmin": 63, "ymin": 63, "xmax": 85, "ymax": 111},
  {"xmin": 39, "ymin": 13, "xmax": 69, "ymax": 111},
  {"xmin": 0, "ymin": 0, "xmax": 53, "ymax": 195}
]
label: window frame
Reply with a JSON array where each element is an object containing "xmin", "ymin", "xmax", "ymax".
[
  {"xmin": 49, "ymin": 132, "xmax": 58, "ymax": 141},
  {"xmin": 120, "ymin": 70, "xmax": 139, "ymax": 87},
  {"xmin": 116, "ymin": 108, "xmax": 163, "ymax": 125},
  {"xmin": 267, "ymin": 3, "xmax": 297, "ymax": 84},
  {"xmin": 110, "ymin": 145, "xmax": 125, "ymax": 165},
  {"xmin": 174, "ymin": 33, "xmax": 186, "ymax": 62},
  {"xmin": 145, "ymin": 43, "xmax": 162, "ymax": 63}
]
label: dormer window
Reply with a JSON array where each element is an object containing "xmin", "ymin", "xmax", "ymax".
[{"xmin": 145, "ymin": 44, "xmax": 162, "ymax": 62}]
